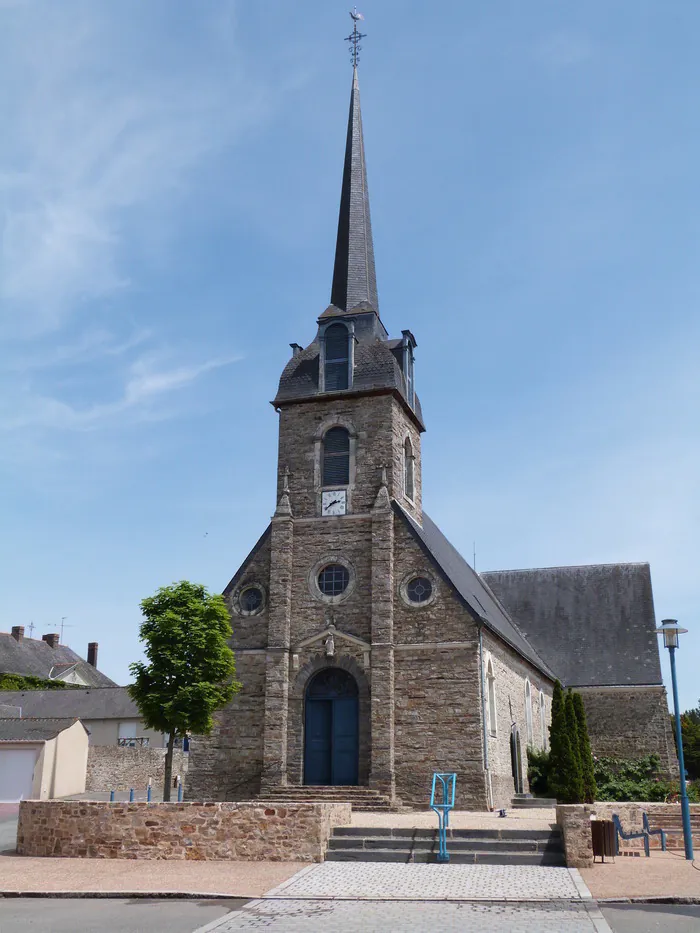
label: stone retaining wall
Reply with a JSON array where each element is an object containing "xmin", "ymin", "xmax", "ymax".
[
  {"xmin": 556, "ymin": 802, "xmax": 700, "ymax": 867},
  {"xmin": 86, "ymin": 746, "xmax": 189, "ymax": 792},
  {"xmin": 17, "ymin": 800, "xmax": 351, "ymax": 861}
]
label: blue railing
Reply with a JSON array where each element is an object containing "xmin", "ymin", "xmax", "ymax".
[{"xmin": 430, "ymin": 772, "xmax": 456, "ymax": 863}]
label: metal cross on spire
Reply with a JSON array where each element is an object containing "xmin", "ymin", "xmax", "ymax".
[{"xmin": 345, "ymin": 8, "xmax": 366, "ymax": 68}]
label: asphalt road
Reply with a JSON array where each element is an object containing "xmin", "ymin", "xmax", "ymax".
[
  {"xmin": 601, "ymin": 903, "xmax": 700, "ymax": 932},
  {"xmin": 0, "ymin": 898, "xmax": 236, "ymax": 933}
]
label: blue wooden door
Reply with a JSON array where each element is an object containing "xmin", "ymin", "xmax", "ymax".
[
  {"xmin": 304, "ymin": 668, "xmax": 359, "ymax": 786},
  {"xmin": 305, "ymin": 699, "xmax": 332, "ymax": 785}
]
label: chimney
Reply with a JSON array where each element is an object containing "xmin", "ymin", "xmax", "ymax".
[
  {"xmin": 289, "ymin": 342, "xmax": 303, "ymax": 358},
  {"xmin": 42, "ymin": 633, "xmax": 59, "ymax": 649},
  {"xmin": 87, "ymin": 642, "xmax": 99, "ymax": 668},
  {"xmin": 11, "ymin": 626, "xmax": 24, "ymax": 643}
]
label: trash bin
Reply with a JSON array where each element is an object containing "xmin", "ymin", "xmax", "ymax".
[{"xmin": 591, "ymin": 819, "xmax": 615, "ymax": 862}]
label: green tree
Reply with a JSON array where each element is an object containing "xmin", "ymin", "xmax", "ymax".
[
  {"xmin": 128, "ymin": 581, "xmax": 240, "ymax": 800},
  {"xmin": 680, "ymin": 714, "xmax": 700, "ymax": 781},
  {"xmin": 573, "ymin": 692, "xmax": 597, "ymax": 803},
  {"xmin": 565, "ymin": 690, "xmax": 585, "ymax": 803},
  {"xmin": 548, "ymin": 680, "xmax": 579, "ymax": 803}
]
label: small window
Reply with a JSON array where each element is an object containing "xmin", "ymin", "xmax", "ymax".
[
  {"xmin": 404, "ymin": 437, "xmax": 415, "ymax": 501},
  {"xmin": 525, "ymin": 680, "xmax": 534, "ymax": 746},
  {"xmin": 407, "ymin": 576, "xmax": 432, "ymax": 603},
  {"xmin": 323, "ymin": 427, "xmax": 350, "ymax": 486},
  {"xmin": 405, "ymin": 349, "xmax": 414, "ymax": 405},
  {"xmin": 324, "ymin": 323, "xmax": 349, "ymax": 391},
  {"xmin": 486, "ymin": 659, "xmax": 497, "ymax": 736},
  {"xmin": 318, "ymin": 564, "xmax": 349, "ymax": 597},
  {"xmin": 240, "ymin": 586, "xmax": 263, "ymax": 614}
]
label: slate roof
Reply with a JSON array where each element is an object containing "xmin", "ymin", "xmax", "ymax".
[
  {"xmin": 274, "ymin": 334, "xmax": 425, "ymax": 427},
  {"xmin": 330, "ymin": 66, "xmax": 378, "ymax": 313},
  {"xmin": 0, "ymin": 717, "xmax": 86, "ymax": 742},
  {"xmin": 395, "ymin": 505, "xmax": 555, "ymax": 679},
  {"xmin": 481, "ymin": 564, "xmax": 663, "ymax": 687},
  {"xmin": 0, "ymin": 633, "xmax": 117, "ymax": 687},
  {"xmin": 0, "ymin": 688, "xmax": 138, "ymax": 720}
]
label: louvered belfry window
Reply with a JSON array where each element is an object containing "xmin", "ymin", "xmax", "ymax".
[
  {"xmin": 323, "ymin": 427, "xmax": 350, "ymax": 486},
  {"xmin": 404, "ymin": 437, "xmax": 415, "ymax": 501},
  {"xmin": 324, "ymin": 323, "xmax": 349, "ymax": 391}
]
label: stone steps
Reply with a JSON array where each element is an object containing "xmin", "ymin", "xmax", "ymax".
[
  {"xmin": 325, "ymin": 826, "xmax": 566, "ymax": 866},
  {"xmin": 256, "ymin": 786, "xmax": 397, "ymax": 812},
  {"xmin": 511, "ymin": 794, "xmax": 557, "ymax": 809}
]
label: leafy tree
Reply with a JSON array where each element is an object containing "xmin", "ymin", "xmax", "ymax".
[
  {"xmin": 680, "ymin": 714, "xmax": 700, "ymax": 781},
  {"xmin": 573, "ymin": 692, "xmax": 597, "ymax": 803},
  {"xmin": 128, "ymin": 581, "xmax": 240, "ymax": 800},
  {"xmin": 526, "ymin": 747, "xmax": 550, "ymax": 797},
  {"xmin": 548, "ymin": 680, "xmax": 580, "ymax": 803}
]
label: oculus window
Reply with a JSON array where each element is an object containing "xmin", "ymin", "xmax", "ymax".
[
  {"xmin": 407, "ymin": 576, "xmax": 432, "ymax": 603},
  {"xmin": 318, "ymin": 564, "xmax": 350, "ymax": 597}
]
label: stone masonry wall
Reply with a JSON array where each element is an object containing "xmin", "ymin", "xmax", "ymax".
[
  {"xmin": 17, "ymin": 800, "xmax": 351, "ymax": 861},
  {"xmin": 578, "ymin": 685, "xmax": 677, "ymax": 776},
  {"xmin": 557, "ymin": 803, "xmax": 700, "ymax": 867},
  {"xmin": 482, "ymin": 632, "xmax": 553, "ymax": 810},
  {"xmin": 86, "ymin": 746, "xmax": 188, "ymax": 793},
  {"xmin": 392, "ymin": 519, "xmax": 485, "ymax": 809}
]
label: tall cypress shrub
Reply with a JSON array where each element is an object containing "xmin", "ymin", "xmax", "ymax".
[
  {"xmin": 573, "ymin": 692, "xmax": 597, "ymax": 803},
  {"xmin": 565, "ymin": 690, "xmax": 585, "ymax": 803},
  {"xmin": 548, "ymin": 680, "xmax": 578, "ymax": 803}
]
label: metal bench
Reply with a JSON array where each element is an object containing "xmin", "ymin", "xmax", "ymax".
[
  {"xmin": 612, "ymin": 813, "xmax": 649, "ymax": 857},
  {"xmin": 642, "ymin": 811, "xmax": 667, "ymax": 852}
]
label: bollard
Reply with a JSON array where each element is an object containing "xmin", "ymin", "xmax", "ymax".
[
  {"xmin": 129, "ymin": 788, "xmax": 135, "ymax": 802},
  {"xmin": 109, "ymin": 790, "xmax": 115, "ymax": 802},
  {"xmin": 147, "ymin": 782, "xmax": 152, "ymax": 803},
  {"xmin": 177, "ymin": 782, "xmax": 183, "ymax": 802}
]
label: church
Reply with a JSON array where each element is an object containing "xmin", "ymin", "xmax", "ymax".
[{"xmin": 187, "ymin": 49, "xmax": 675, "ymax": 810}]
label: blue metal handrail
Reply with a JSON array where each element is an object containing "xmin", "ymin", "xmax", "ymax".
[
  {"xmin": 642, "ymin": 812, "xmax": 667, "ymax": 852},
  {"xmin": 430, "ymin": 772, "xmax": 456, "ymax": 863},
  {"xmin": 612, "ymin": 813, "xmax": 650, "ymax": 857}
]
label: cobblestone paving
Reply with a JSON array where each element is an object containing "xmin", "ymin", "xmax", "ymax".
[
  {"xmin": 268, "ymin": 862, "xmax": 584, "ymax": 900},
  {"xmin": 203, "ymin": 900, "xmax": 611, "ymax": 932}
]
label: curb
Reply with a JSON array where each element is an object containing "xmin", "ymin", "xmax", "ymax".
[
  {"xmin": 0, "ymin": 891, "xmax": 610, "ymax": 903},
  {"xmin": 599, "ymin": 896, "xmax": 700, "ymax": 905}
]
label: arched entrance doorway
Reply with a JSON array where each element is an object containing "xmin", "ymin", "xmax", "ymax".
[
  {"xmin": 304, "ymin": 668, "xmax": 359, "ymax": 786},
  {"xmin": 510, "ymin": 724, "xmax": 524, "ymax": 794}
]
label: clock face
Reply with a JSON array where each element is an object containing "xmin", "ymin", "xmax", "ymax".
[{"xmin": 322, "ymin": 490, "xmax": 347, "ymax": 516}]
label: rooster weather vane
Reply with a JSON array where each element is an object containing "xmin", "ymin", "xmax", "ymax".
[{"xmin": 346, "ymin": 7, "xmax": 366, "ymax": 68}]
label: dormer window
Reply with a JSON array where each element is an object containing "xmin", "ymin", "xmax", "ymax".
[
  {"xmin": 401, "ymin": 330, "xmax": 416, "ymax": 407},
  {"xmin": 323, "ymin": 427, "xmax": 350, "ymax": 486},
  {"xmin": 324, "ymin": 323, "xmax": 350, "ymax": 391}
]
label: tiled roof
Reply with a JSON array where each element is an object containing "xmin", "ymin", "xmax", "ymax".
[
  {"xmin": 0, "ymin": 688, "xmax": 138, "ymax": 720},
  {"xmin": 482, "ymin": 564, "xmax": 663, "ymax": 687},
  {"xmin": 0, "ymin": 717, "xmax": 85, "ymax": 742},
  {"xmin": 0, "ymin": 633, "xmax": 117, "ymax": 687}
]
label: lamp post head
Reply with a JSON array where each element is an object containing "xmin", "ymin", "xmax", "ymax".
[{"xmin": 656, "ymin": 618, "xmax": 688, "ymax": 650}]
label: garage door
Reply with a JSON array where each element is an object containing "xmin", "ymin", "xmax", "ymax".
[{"xmin": 0, "ymin": 748, "xmax": 38, "ymax": 802}]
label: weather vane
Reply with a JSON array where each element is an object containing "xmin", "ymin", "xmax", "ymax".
[{"xmin": 345, "ymin": 7, "xmax": 366, "ymax": 68}]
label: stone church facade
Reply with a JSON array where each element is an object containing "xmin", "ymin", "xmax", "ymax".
[{"xmin": 187, "ymin": 64, "xmax": 676, "ymax": 810}]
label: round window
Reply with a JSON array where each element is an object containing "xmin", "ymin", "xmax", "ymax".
[
  {"xmin": 239, "ymin": 586, "xmax": 264, "ymax": 614},
  {"xmin": 407, "ymin": 576, "xmax": 432, "ymax": 603},
  {"xmin": 318, "ymin": 564, "xmax": 349, "ymax": 597}
]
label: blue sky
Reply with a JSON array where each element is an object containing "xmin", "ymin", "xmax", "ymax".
[{"xmin": 1, "ymin": 1, "xmax": 698, "ymax": 711}]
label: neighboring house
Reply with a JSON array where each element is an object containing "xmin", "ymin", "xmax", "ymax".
[
  {"xmin": 0, "ymin": 688, "xmax": 166, "ymax": 748},
  {"xmin": 0, "ymin": 718, "xmax": 89, "ymax": 802},
  {"xmin": 0, "ymin": 627, "xmax": 116, "ymax": 687}
]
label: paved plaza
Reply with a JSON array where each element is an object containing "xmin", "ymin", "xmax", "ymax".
[{"xmin": 267, "ymin": 861, "xmax": 588, "ymax": 900}]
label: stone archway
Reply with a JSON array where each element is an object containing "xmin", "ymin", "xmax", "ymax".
[{"xmin": 288, "ymin": 654, "xmax": 370, "ymax": 787}]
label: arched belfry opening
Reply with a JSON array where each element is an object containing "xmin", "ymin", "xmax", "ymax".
[{"xmin": 304, "ymin": 667, "xmax": 359, "ymax": 786}]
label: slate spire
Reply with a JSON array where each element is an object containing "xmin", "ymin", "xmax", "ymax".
[{"xmin": 330, "ymin": 64, "xmax": 379, "ymax": 313}]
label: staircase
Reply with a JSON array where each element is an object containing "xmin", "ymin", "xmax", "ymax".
[
  {"xmin": 511, "ymin": 793, "xmax": 557, "ymax": 809},
  {"xmin": 326, "ymin": 826, "xmax": 566, "ymax": 865},
  {"xmin": 256, "ymin": 785, "xmax": 398, "ymax": 812}
]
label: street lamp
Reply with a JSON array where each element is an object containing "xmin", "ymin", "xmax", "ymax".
[{"xmin": 656, "ymin": 619, "xmax": 694, "ymax": 861}]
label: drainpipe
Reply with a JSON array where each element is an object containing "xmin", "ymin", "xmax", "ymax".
[{"xmin": 478, "ymin": 624, "xmax": 493, "ymax": 809}]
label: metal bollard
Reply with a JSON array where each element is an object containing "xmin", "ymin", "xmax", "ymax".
[
  {"xmin": 129, "ymin": 788, "xmax": 135, "ymax": 802},
  {"xmin": 109, "ymin": 790, "xmax": 115, "ymax": 802},
  {"xmin": 147, "ymin": 778, "xmax": 152, "ymax": 803},
  {"xmin": 177, "ymin": 782, "xmax": 183, "ymax": 802}
]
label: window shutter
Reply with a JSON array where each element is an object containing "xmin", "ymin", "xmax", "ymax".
[
  {"xmin": 324, "ymin": 324, "xmax": 349, "ymax": 390},
  {"xmin": 323, "ymin": 427, "xmax": 350, "ymax": 485}
]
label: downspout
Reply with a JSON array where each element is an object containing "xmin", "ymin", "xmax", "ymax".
[{"xmin": 478, "ymin": 624, "xmax": 493, "ymax": 810}]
